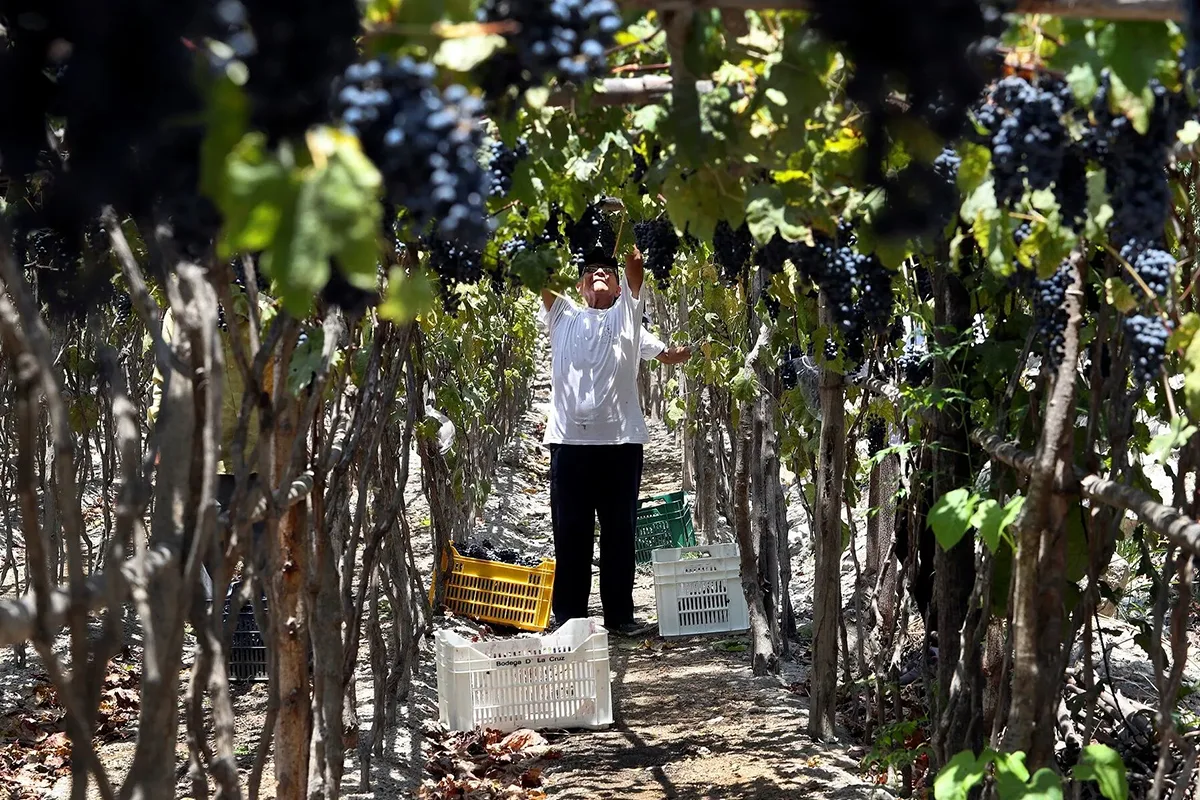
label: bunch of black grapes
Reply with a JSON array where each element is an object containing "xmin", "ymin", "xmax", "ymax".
[
  {"xmin": 755, "ymin": 232, "xmax": 795, "ymax": 276},
  {"xmin": 566, "ymin": 204, "xmax": 617, "ymax": 268},
  {"xmin": 487, "ymin": 137, "xmax": 529, "ymax": 198},
  {"xmin": 474, "ymin": 0, "xmax": 623, "ymax": 105},
  {"xmin": 976, "ymin": 76, "xmax": 1067, "ymax": 208},
  {"xmin": 459, "ymin": 538, "xmax": 544, "ymax": 568},
  {"xmin": 713, "ymin": 220, "xmax": 753, "ymax": 285},
  {"xmin": 1124, "ymin": 314, "xmax": 1170, "ymax": 387},
  {"xmin": 897, "ymin": 337, "xmax": 932, "ymax": 386},
  {"xmin": 864, "ymin": 415, "xmax": 887, "ymax": 457},
  {"xmin": 802, "ymin": 0, "xmax": 1008, "ymax": 236},
  {"xmin": 334, "ymin": 57, "xmax": 492, "ymax": 249},
  {"xmin": 1028, "ymin": 259, "xmax": 1073, "ymax": 366},
  {"xmin": 633, "ymin": 218, "xmax": 679, "ymax": 289}
]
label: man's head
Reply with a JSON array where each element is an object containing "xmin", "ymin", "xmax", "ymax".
[{"xmin": 576, "ymin": 249, "xmax": 620, "ymax": 309}]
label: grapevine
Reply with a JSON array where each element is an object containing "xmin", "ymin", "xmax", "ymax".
[
  {"xmin": 754, "ymin": 233, "xmax": 795, "ymax": 276},
  {"xmin": 982, "ymin": 76, "xmax": 1067, "ymax": 208},
  {"xmin": 334, "ymin": 57, "xmax": 492, "ymax": 249},
  {"xmin": 1029, "ymin": 258, "xmax": 1073, "ymax": 366}
]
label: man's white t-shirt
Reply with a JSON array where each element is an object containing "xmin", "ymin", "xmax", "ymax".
[{"xmin": 543, "ymin": 273, "xmax": 650, "ymax": 445}]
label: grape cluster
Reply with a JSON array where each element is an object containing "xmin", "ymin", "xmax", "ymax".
[
  {"xmin": 1118, "ymin": 243, "xmax": 1174, "ymax": 301},
  {"xmin": 1029, "ymin": 259, "xmax": 1073, "ymax": 365},
  {"xmin": 712, "ymin": 221, "xmax": 754, "ymax": 285},
  {"xmin": 760, "ymin": 289, "xmax": 781, "ymax": 321},
  {"xmin": 459, "ymin": 538, "xmax": 544, "ymax": 568},
  {"xmin": 425, "ymin": 235, "xmax": 487, "ymax": 310},
  {"xmin": 914, "ymin": 267, "xmax": 934, "ymax": 301},
  {"xmin": 982, "ymin": 76, "xmax": 1067, "ymax": 207},
  {"xmin": 1124, "ymin": 314, "xmax": 1170, "ymax": 387},
  {"xmin": 754, "ymin": 233, "xmax": 795, "ymax": 276},
  {"xmin": 243, "ymin": 0, "xmax": 359, "ymax": 143},
  {"xmin": 1055, "ymin": 149, "xmax": 1088, "ymax": 231},
  {"xmin": 803, "ymin": 0, "xmax": 1007, "ymax": 236},
  {"xmin": 633, "ymin": 218, "xmax": 680, "ymax": 289},
  {"xmin": 897, "ymin": 337, "xmax": 932, "ymax": 386},
  {"xmin": 864, "ymin": 415, "xmax": 887, "ymax": 457},
  {"xmin": 779, "ymin": 345, "xmax": 803, "ymax": 390},
  {"xmin": 794, "ymin": 223, "xmax": 893, "ymax": 337},
  {"xmin": 475, "ymin": 0, "xmax": 623, "ymax": 104},
  {"xmin": 334, "ymin": 58, "xmax": 492, "ymax": 249},
  {"xmin": 487, "ymin": 137, "xmax": 529, "ymax": 198},
  {"xmin": 566, "ymin": 204, "xmax": 617, "ymax": 269}
]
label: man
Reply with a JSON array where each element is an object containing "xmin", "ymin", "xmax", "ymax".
[{"xmin": 539, "ymin": 246, "xmax": 691, "ymax": 635}]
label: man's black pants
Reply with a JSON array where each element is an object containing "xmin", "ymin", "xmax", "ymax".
[{"xmin": 549, "ymin": 443, "xmax": 644, "ymax": 627}]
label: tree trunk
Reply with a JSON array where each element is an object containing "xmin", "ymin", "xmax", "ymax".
[
  {"xmin": 270, "ymin": 330, "xmax": 312, "ymax": 800},
  {"xmin": 932, "ymin": 268, "xmax": 979, "ymax": 763},
  {"xmin": 733, "ymin": 397, "xmax": 776, "ymax": 675},
  {"xmin": 809, "ymin": 298, "xmax": 846, "ymax": 741},
  {"xmin": 1002, "ymin": 253, "xmax": 1085, "ymax": 767}
]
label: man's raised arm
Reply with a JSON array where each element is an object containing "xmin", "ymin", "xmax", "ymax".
[{"xmin": 625, "ymin": 246, "xmax": 644, "ymax": 299}]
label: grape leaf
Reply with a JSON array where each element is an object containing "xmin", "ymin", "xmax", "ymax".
[
  {"xmin": 1073, "ymin": 744, "xmax": 1128, "ymax": 800},
  {"xmin": 1026, "ymin": 768, "xmax": 1065, "ymax": 800},
  {"xmin": 1104, "ymin": 277, "xmax": 1138, "ymax": 314},
  {"xmin": 287, "ymin": 328, "xmax": 325, "ymax": 395},
  {"xmin": 744, "ymin": 184, "xmax": 807, "ymax": 244},
  {"xmin": 662, "ymin": 165, "xmax": 745, "ymax": 244},
  {"xmin": 380, "ymin": 267, "xmax": 437, "ymax": 323},
  {"xmin": 933, "ymin": 751, "xmax": 987, "ymax": 800},
  {"xmin": 929, "ymin": 488, "xmax": 978, "ymax": 551},
  {"xmin": 433, "ymin": 34, "xmax": 506, "ymax": 72}
]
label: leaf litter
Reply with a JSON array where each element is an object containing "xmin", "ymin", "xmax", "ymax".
[{"xmin": 417, "ymin": 724, "xmax": 561, "ymax": 799}]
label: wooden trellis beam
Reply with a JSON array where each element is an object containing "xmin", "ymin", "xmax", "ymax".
[
  {"xmin": 620, "ymin": 0, "xmax": 1181, "ymax": 22},
  {"xmin": 973, "ymin": 431, "xmax": 1200, "ymax": 559}
]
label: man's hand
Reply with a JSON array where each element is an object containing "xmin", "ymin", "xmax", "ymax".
[
  {"xmin": 655, "ymin": 344, "xmax": 695, "ymax": 366},
  {"xmin": 625, "ymin": 245, "xmax": 644, "ymax": 299}
]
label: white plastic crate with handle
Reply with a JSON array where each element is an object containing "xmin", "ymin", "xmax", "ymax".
[
  {"xmin": 652, "ymin": 543, "xmax": 749, "ymax": 637},
  {"xmin": 434, "ymin": 618, "xmax": 613, "ymax": 732}
]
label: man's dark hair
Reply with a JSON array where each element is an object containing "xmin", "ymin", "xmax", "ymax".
[{"xmin": 577, "ymin": 247, "xmax": 618, "ymax": 276}]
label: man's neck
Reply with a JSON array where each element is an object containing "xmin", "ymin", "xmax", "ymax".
[{"xmin": 586, "ymin": 296, "xmax": 616, "ymax": 310}]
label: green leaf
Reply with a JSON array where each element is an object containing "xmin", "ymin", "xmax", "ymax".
[
  {"xmin": 1168, "ymin": 311, "xmax": 1200, "ymax": 352},
  {"xmin": 933, "ymin": 751, "xmax": 987, "ymax": 800},
  {"xmin": 713, "ymin": 638, "xmax": 748, "ymax": 653},
  {"xmin": 929, "ymin": 488, "xmax": 979, "ymax": 551},
  {"xmin": 1148, "ymin": 417, "xmax": 1197, "ymax": 464},
  {"xmin": 1073, "ymin": 745, "xmax": 1127, "ymax": 800},
  {"xmin": 971, "ymin": 499, "xmax": 1003, "ymax": 551},
  {"xmin": 1028, "ymin": 221, "xmax": 1077, "ymax": 280},
  {"xmin": 218, "ymin": 134, "xmax": 290, "ymax": 258},
  {"xmin": 199, "ymin": 71, "xmax": 250, "ymax": 203},
  {"xmin": 380, "ymin": 266, "xmax": 437, "ymax": 323},
  {"xmin": 1103, "ymin": 22, "xmax": 1172, "ymax": 131},
  {"xmin": 1104, "ymin": 277, "xmax": 1138, "ymax": 314},
  {"xmin": 509, "ymin": 248, "xmax": 560, "ymax": 292},
  {"xmin": 287, "ymin": 328, "xmax": 325, "ymax": 395},
  {"xmin": 1027, "ymin": 768, "xmax": 1065, "ymax": 800},
  {"xmin": 662, "ymin": 165, "xmax": 746, "ymax": 244},
  {"xmin": 956, "ymin": 142, "xmax": 992, "ymax": 199},
  {"xmin": 432, "ymin": 34, "xmax": 506, "ymax": 72},
  {"xmin": 744, "ymin": 184, "xmax": 807, "ymax": 243},
  {"xmin": 1185, "ymin": 320, "xmax": 1200, "ymax": 418}
]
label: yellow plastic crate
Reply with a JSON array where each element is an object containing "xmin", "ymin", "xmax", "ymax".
[{"xmin": 431, "ymin": 545, "xmax": 555, "ymax": 632}]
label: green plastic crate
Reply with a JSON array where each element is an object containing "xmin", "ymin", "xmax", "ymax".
[{"xmin": 635, "ymin": 491, "xmax": 696, "ymax": 564}]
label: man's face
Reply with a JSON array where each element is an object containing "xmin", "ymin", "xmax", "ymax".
[{"xmin": 578, "ymin": 265, "xmax": 620, "ymax": 309}]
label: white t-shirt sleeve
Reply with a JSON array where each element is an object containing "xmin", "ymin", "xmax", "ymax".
[
  {"xmin": 545, "ymin": 294, "xmax": 571, "ymax": 334},
  {"xmin": 640, "ymin": 326, "xmax": 665, "ymax": 361}
]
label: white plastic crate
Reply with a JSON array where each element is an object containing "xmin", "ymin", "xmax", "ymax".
[
  {"xmin": 434, "ymin": 618, "xmax": 613, "ymax": 733},
  {"xmin": 652, "ymin": 543, "xmax": 749, "ymax": 637}
]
